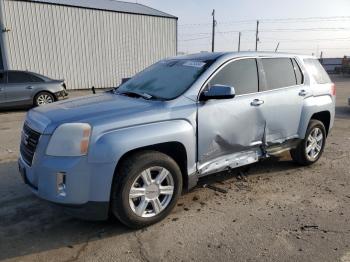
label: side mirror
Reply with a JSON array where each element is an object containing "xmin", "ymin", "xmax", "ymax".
[{"xmin": 200, "ymin": 84, "xmax": 236, "ymax": 101}]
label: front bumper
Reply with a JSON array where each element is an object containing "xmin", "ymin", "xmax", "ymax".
[
  {"xmin": 18, "ymin": 155, "xmax": 110, "ymax": 221},
  {"xmin": 17, "ymin": 132, "xmax": 115, "ymax": 221}
]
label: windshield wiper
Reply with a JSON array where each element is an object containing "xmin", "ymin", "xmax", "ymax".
[{"xmin": 116, "ymin": 91, "xmax": 164, "ymax": 100}]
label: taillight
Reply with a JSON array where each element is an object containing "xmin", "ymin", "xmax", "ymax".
[{"xmin": 330, "ymin": 83, "xmax": 336, "ymax": 96}]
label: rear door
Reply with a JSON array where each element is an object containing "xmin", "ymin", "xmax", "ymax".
[
  {"xmin": 258, "ymin": 57, "xmax": 307, "ymax": 143},
  {"xmin": 4, "ymin": 71, "xmax": 38, "ymax": 106}
]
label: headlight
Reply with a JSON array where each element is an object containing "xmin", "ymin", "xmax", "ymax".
[{"xmin": 46, "ymin": 123, "xmax": 91, "ymax": 156}]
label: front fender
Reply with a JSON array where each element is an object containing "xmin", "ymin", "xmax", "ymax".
[
  {"xmin": 88, "ymin": 120, "xmax": 197, "ymax": 174},
  {"xmin": 298, "ymin": 95, "xmax": 335, "ymax": 139}
]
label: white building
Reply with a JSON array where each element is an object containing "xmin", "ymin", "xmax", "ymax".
[{"xmin": 0, "ymin": 0, "xmax": 177, "ymax": 89}]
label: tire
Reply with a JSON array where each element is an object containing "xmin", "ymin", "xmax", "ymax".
[
  {"xmin": 111, "ymin": 150, "xmax": 183, "ymax": 229},
  {"xmin": 290, "ymin": 119, "xmax": 327, "ymax": 166},
  {"xmin": 34, "ymin": 91, "xmax": 55, "ymax": 106}
]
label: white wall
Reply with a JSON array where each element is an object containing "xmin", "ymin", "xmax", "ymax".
[{"xmin": 1, "ymin": 0, "xmax": 177, "ymax": 89}]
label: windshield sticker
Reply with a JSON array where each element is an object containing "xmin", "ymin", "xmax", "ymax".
[{"xmin": 183, "ymin": 61, "xmax": 206, "ymax": 68}]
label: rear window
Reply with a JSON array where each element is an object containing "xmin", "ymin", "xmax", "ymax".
[
  {"xmin": 261, "ymin": 58, "xmax": 297, "ymax": 90},
  {"xmin": 303, "ymin": 58, "xmax": 331, "ymax": 84}
]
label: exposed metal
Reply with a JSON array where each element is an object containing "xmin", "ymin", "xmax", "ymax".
[{"xmin": 0, "ymin": 0, "xmax": 177, "ymax": 90}]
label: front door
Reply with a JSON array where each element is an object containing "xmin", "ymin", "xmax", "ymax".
[{"xmin": 197, "ymin": 58, "xmax": 266, "ymax": 175}]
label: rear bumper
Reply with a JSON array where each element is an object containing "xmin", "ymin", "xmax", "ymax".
[{"xmin": 55, "ymin": 90, "xmax": 69, "ymax": 100}]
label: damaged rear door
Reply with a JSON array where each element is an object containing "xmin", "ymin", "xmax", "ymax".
[
  {"xmin": 197, "ymin": 58, "xmax": 266, "ymax": 176},
  {"xmin": 257, "ymin": 57, "xmax": 306, "ymax": 144}
]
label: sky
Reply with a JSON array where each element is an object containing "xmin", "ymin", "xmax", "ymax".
[{"xmin": 127, "ymin": 0, "xmax": 350, "ymax": 57}]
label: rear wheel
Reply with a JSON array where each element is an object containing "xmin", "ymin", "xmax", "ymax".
[
  {"xmin": 35, "ymin": 91, "xmax": 55, "ymax": 106},
  {"xmin": 290, "ymin": 119, "xmax": 326, "ymax": 166},
  {"xmin": 111, "ymin": 151, "xmax": 183, "ymax": 229}
]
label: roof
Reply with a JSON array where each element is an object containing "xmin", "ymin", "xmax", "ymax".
[
  {"xmin": 21, "ymin": 0, "xmax": 177, "ymax": 19},
  {"xmin": 177, "ymin": 51, "xmax": 314, "ymax": 60}
]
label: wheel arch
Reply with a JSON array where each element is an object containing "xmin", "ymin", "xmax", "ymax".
[
  {"xmin": 114, "ymin": 142, "xmax": 190, "ymax": 191},
  {"xmin": 310, "ymin": 111, "xmax": 331, "ymax": 136}
]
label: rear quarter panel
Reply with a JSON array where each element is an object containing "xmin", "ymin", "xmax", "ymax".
[{"xmin": 298, "ymin": 57, "xmax": 335, "ymax": 137}]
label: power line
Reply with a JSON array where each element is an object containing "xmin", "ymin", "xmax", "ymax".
[
  {"xmin": 179, "ymin": 27, "xmax": 350, "ymax": 38},
  {"xmin": 178, "ymin": 16, "xmax": 350, "ymax": 27}
]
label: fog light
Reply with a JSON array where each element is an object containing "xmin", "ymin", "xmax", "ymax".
[{"xmin": 56, "ymin": 172, "xmax": 66, "ymax": 197}]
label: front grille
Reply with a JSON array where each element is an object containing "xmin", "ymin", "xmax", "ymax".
[{"xmin": 20, "ymin": 123, "xmax": 41, "ymax": 166}]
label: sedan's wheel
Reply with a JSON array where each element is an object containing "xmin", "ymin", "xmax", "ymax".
[
  {"xmin": 290, "ymin": 119, "xmax": 327, "ymax": 166},
  {"xmin": 35, "ymin": 92, "xmax": 54, "ymax": 106},
  {"xmin": 111, "ymin": 151, "xmax": 182, "ymax": 228}
]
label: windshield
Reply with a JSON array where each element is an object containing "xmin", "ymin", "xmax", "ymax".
[{"xmin": 117, "ymin": 59, "xmax": 213, "ymax": 100}]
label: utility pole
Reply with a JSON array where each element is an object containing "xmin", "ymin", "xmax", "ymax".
[
  {"xmin": 255, "ymin": 20, "xmax": 259, "ymax": 51},
  {"xmin": 211, "ymin": 9, "xmax": 216, "ymax": 52},
  {"xmin": 275, "ymin": 42, "xmax": 280, "ymax": 52},
  {"xmin": 238, "ymin": 32, "xmax": 241, "ymax": 52}
]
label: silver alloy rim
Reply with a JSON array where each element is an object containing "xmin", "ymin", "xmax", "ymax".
[
  {"xmin": 37, "ymin": 94, "xmax": 53, "ymax": 105},
  {"xmin": 129, "ymin": 166, "xmax": 174, "ymax": 218},
  {"xmin": 305, "ymin": 127, "xmax": 323, "ymax": 161}
]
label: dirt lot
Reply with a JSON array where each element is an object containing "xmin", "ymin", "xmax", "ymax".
[{"xmin": 0, "ymin": 77, "xmax": 349, "ymax": 262}]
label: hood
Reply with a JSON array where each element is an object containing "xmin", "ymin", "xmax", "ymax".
[{"xmin": 28, "ymin": 92, "xmax": 165, "ymax": 134}]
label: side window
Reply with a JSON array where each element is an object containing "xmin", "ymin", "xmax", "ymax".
[
  {"xmin": 0, "ymin": 72, "xmax": 6, "ymax": 84},
  {"xmin": 261, "ymin": 58, "xmax": 297, "ymax": 90},
  {"xmin": 7, "ymin": 72, "xmax": 42, "ymax": 83},
  {"xmin": 209, "ymin": 58, "xmax": 258, "ymax": 95},
  {"xmin": 303, "ymin": 58, "xmax": 331, "ymax": 84},
  {"xmin": 292, "ymin": 59, "xmax": 304, "ymax": 85}
]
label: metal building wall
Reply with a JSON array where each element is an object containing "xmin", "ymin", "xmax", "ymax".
[{"xmin": 0, "ymin": 0, "xmax": 177, "ymax": 89}]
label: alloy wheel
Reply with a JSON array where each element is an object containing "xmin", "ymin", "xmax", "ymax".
[
  {"xmin": 129, "ymin": 166, "xmax": 174, "ymax": 218},
  {"xmin": 37, "ymin": 94, "xmax": 53, "ymax": 105},
  {"xmin": 305, "ymin": 127, "xmax": 324, "ymax": 161}
]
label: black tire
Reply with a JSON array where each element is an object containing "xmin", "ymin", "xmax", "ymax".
[
  {"xmin": 34, "ymin": 91, "xmax": 55, "ymax": 106},
  {"xmin": 290, "ymin": 119, "xmax": 327, "ymax": 166},
  {"xmin": 111, "ymin": 150, "xmax": 183, "ymax": 229}
]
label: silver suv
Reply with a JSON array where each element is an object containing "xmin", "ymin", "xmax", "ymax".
[{"xmin": 18, "ymin": 52, "xmax": 335, "ymax": 228}]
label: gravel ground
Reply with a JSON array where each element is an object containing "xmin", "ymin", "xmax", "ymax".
[{"xmin": 0, "ymin": 77, "xmax": 349, "ymax": 262}]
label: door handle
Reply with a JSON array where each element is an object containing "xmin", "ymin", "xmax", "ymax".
[
  {"xmin": 299, "ymin": 89, "xmax": 307, "ymax": 96},
  {"xmin": 26, "ymin": 86, "xmax": 33, "ymax": 90},
  {"xmin": 251, "ymin": 99, "xmax": 264, "ymax": 106}
]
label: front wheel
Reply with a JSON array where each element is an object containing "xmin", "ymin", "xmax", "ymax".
[
  {"xmin": 290, "ymin": 119, "xmax": 327, "ymax": 166},
  {"xmin": 111, "ymin": 151, "xmax": 183, "ymax": 229}
]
